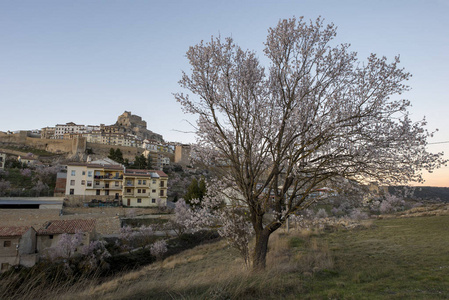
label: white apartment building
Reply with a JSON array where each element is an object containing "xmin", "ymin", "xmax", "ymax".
[
  {"xmin": 65, "ymin": 159, "xmax": 168, "ymax": 207},
  {"xmin": 54, "ymin": 122, "xmax": 87, "ymax": 139}
]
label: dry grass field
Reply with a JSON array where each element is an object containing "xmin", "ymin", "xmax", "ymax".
[
  {"xmin": 2, "ymin": 204, "xmax": 448, "ymax": 299},
  {"xmin": 54, "ymin": 207, "xmax": 449, "ymax": 300}
]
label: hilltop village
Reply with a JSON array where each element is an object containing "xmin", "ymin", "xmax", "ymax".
[{"xmin": 0, "ymin": 111, "xmax": 196, "ymax": 205}]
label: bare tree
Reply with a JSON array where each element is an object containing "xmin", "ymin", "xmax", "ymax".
[{"xmin": 175, "ymin": 17, "xmax": 446, "ymax": 270}]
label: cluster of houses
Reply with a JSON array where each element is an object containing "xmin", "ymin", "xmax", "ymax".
[
  {"xmin": 0, "ymin": 219, "xmax": 96, "ymax": 273},
  {"xmin": 40, "ymin": 111, "xmax": 165, "ymax": 147}
]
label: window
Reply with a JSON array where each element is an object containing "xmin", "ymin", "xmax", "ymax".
[
  {"xmin": 88, "ymin": 171, "xmax": 92, "ymax": 177},
  {"xmin": 126, "ymin": 188, "xmax": 131, "ymax": 193},
  {"xmin": 137, "ymin": 198, "xmax": 142, "ymax": 203},
  {"xmin": 160, "ymin": 181, "xmax": 164, "ymax": 187},
  {"xmin": 95, "ymin": 181, "xmax": 100, "ymax": 186},
  {"xmin": 126, "ymin": 180, "xmax": 132, "ymax": 186},
  {"xmin": 96, "ymin": 190, "xmax": 100, "ymax": 195},
  {"xmin": 152, "ymin": 180, "xmax": 156, "ymax": 184},
  {"xmin": 160, "ymin": 190, "xmax": 164, "ymax": 196},
  {"xmin": 49, "ymin": 235, "xmax": 54, "ymax": 239},
  {"xmin": 71, "ymin": 170, "xmax": 76, "ymax": 176},
  {"xmin": 115, "ymin": 181, "xmax": 119, "ymax": 187},
  {"xmin": 137, "ymin": 189, "xmax": 141, "ymax": 193},
  {"xmin": 143, "ymin": 180, "xmax": 146, "ymax": 185},
  {"xmin": 81, "ymin": 180, "xmax": 85, "ymax": 185},
  {"xmin": 82, "ymin": 171, "xmax": 86, "ymax": 175},
  {"xmin": 142, "ymin": 189, "xmax": 146, "ymax": 193},
  {"xmin": 3, "ymin": 241, "xmax": 11, "ymax": 247},
  {"xmin": 152, "ymin": 199, "xmax": 156, "ymax": 203},
  {"xmin": 87, "ymin": 181, "xmax": 92, "ymax": 187},
  {"xmin": 70, "ymin": 189, "xmax": 74, "ymax": 195},
  {"xmin": 152, "ymin": 189, "xmax": 156, "ymax": 193},
  {"xmin": 70, "ymin": 180, "xmax": 75, "ymax": 186},
  {"xmin": 138, "ymin": 180, "xmax": 142, "ymax": 185},
  {"xmin": 105, "ymin": 190, "xmax": 109, "ymax": 195}
]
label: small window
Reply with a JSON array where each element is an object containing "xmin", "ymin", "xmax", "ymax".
[
  {"xmin": 87, "ymin": 181, "xmax": 92, "ymax": 187},
  {"xmin": 142, "ymin": 189, "xmax": 146, "ymax": 193},
  {"xmin": 49, "ymin": 235, "xmax": 54, "ymax": 240},
  {"xmin": 138, "ymin": 180, "xmax": 142, "ymax": 185},
  {"xmin": 81, "ymin": 180, "xmax": 85, "ymax": 185},
  {"xmin": 160, "ymin": 181, "xmax": 164, "ymax": 187},
  {"xmin": 88, "ymin": 171, "xmax": 93, "ymax": 177},
  {"xmin": 95, "ymin": 181, "xmax": 100, "ymax": 186},
  {"xmin": 137, "ymin": 198, "xmax": 142, "ymax": 203},
  {"xmin": 71, "ymin": 170, "xmax": 76, "ymax": 176},
  {"xmin": 70, "ymin": 189, "xmax": 74, "ymax": 195},
  {"xmin": 137, "ymin": 189, "xmax": 141, "ymax": 193},
  {"xmin": 152, "ymin": 180, "xmax": 156, "ymax": 184},
  {"xmin": 96, "ymin": 190, "xmax": 100, "ymax": 195},
  {"xmin": 152, "ymin": 199, "xmax": 156, "ymax": 203},
  {"xmin": 127, "ymin": 188, "xmax": 131, "ymax": 193},
  {"xmin": 152, "ymin": 189, "xmax": 156, "ymax": 193},
  {"xmin": 142, "ymin": 180, "xmax": 146, "ymax": 185},
  {"xmin": 3, "ymin": 241, "xmax": 11, "ymax": 247},
  {"xmin": 70, "ymin": 180, "xmax": 75, "ymax": 186},
  {"xmin": 115, "ymin": 181, "xmax": 119, "ymax": 187},
  {"xmin": 160, "ymin": 190, "xmax": 164, "ymax": 196},
  {"xmin": 82, "ymin": 171, "xmax": 86, "ymax": 175}
]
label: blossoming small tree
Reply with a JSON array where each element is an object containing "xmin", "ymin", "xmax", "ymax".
[{"xmin": 175, "ymin": 17, "xmax": 446, "ymax": 270}]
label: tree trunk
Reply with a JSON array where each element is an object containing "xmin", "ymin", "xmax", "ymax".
[{"xmin": 252, "ymin": 229, "xmax": 271, "ymax": 271}]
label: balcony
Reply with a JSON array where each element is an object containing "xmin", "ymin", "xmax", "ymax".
[{"xmin": 94, "ymin": 175, "xmax": 123, "ymax": 180}]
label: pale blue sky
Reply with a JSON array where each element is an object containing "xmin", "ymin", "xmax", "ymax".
[{"xmin": 1, "ymin": 0, "xmax": 448, "ymax": 186}]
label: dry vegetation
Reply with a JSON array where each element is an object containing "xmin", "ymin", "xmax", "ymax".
[
  {"xmin": 61, "ymin": 209, "xmax": 448, "ymax": 299},
  {"xmin": 3, "ymin": 205, "xmax": 449, "ymax": 299}
]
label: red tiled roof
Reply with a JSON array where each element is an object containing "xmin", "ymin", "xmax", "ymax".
[
  {"xmin": 37, "ymin": 219, "xmax": 96, "ymax": 235},
  {"xmin": 0, "ymin": 226, "xmax": 33, "ymax": 237}
]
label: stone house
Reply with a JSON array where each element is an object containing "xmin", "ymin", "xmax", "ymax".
[
  {"xmin": 0, "ymin": 226, "xmax": 37, "ymax": 272},
  {"xmin": 17, "ymin": 154, "xmax": 39, "ymax": 166},
  {"xmin": 36, "ymin": 219, "xmax": 96, "ymax": 257}
]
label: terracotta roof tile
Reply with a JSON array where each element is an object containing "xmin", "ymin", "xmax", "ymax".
[
  {"xmin": 0, "ymin": 226, "xmax": 33, "ymax": 237},
  {"xmin": 37, "ymin": 219, "xmax": 96, "ymax": 235}
]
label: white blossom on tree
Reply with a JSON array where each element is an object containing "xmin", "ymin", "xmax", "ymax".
[
  {"xmin": 150, "ymin": 240, "xmax": 167, "ymax": 261},
  {"xmin": 46, "ymin": 232, "xmax": 84, "ymax": 260},
  {"xmin": 175, "ymin": 17, "xmax": 446, "ymax": 270}
]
